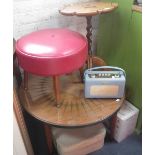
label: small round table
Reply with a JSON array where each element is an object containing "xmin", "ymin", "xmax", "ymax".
[
  {"xmin": 18, "ymin": 72, "xmax": 124, "ymax": 154},
  {"xmin": 19, "ymin": 73, "xmax": 124, "ymax": 128},
  {"xmin": 59, "ymin": 2, "xmax": 118, "ymax": 68}
]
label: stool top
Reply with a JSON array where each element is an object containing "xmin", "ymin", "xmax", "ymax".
[
  {"xmin": 16, "ymin": 28, "xmax": 87, "ymax": 58},
  {"xmin": 15, "ymin": 28, "xmax": 88, "ymax": 76}
]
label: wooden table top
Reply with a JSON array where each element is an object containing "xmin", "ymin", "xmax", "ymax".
[
  {"xmin": 19, "ymin": 73, "xmax": 124, "ymax": 127},
  {"xmin": 59, "ymin": 2, "xmax": 118, "ymax": 17}
]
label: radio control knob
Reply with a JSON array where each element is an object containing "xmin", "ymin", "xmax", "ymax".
[{"xmin": 115, "ymin": 74, "xmax": 119, "ymax": 78}]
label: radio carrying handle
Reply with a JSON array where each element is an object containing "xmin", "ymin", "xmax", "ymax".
[{"xmin": 84, "ymin": 66, "xmax": 126, "ymax": 78}]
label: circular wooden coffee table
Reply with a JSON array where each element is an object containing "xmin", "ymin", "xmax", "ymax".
[
  {"xmin": 59, "ymin": 2, "xmax": 118, "ymax": 68},
  {"xmin": 19, "ymin": 73, "xmax": 124, "ymax": 128}
]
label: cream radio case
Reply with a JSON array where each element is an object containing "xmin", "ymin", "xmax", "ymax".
[{"xmin": 84, "ymin": 66, "xmax": 126, "ymax": 98}]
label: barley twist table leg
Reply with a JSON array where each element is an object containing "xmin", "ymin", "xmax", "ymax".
[{"xmin": 86, "ymin": 16, "xmax": 93, "ymax": 68}]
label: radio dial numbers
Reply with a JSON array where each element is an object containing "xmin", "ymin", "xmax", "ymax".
[{"xmin": 88, "ymin": 73, "xmax": 120, "ymax": 78}]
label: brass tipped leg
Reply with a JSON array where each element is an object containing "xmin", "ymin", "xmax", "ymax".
[
  {"xmin": 24, "ymin": 71, "xmax": 28, "ymax": 90},
  {"xmin": 53, "ymin": 76, "xmax": 60, "ymax": 108}
]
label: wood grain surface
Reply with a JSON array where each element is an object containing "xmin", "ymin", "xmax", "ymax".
[
  {"xmin": 19, "ymin": 72, "xmax": 124, "ymax": 127},
  {"xmin": 59, "ymin": 2, "xmax": 118, "ymax": 16}
]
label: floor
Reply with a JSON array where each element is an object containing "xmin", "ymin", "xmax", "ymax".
[
  {"xmin": 89, "ymin": 133, "xmax": 142, "ymax": 155},
  {"xmin": 25, "ymin": 112, "xmax": 142, "ymax": 155},
  {"xmin": 53, "ymin": 133, "xmax": 142, "ymax": 155}
]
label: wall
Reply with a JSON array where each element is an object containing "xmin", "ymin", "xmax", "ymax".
[
  {"xmin": 14, "ymin": 0, "xmax": 100, "ymax": 51},
  {"xmin": 97, "ymin": 0, "xmax": 142, "ymax": 131},
  {"xmin": 13, "ymin": 112, "xmax": 27, "ymax": 155}
]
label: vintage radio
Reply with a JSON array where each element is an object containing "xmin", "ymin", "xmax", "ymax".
[{"xmin": 84, "ymin": 66, "xmax": 126, "ymax": 98}]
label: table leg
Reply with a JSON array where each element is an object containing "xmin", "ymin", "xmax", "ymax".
[
  {"xmin": 13, "ymin": 53, "xmax": 22, "ymax": 88},
  {"xmin": 110, "ymin": 113, "xmax": 117, "ymax": 139},
  {"xmin": 44, "ymin": 124, "xmax": 53, "ymax": 155},
  {"xmin": 86, "ymin": 16, "xmax": 93, "ymax": 68},
  {"xmin": 53, "ymin": 76, "xmax": 60, "ymax": 107},
  {"xmin": 24, "ymin": 71, "xmax": 28, "ymax": 90},
  {"xmin": 79, "ymin": 67, "xmax": 84, "ymax": 82},
  {"xmin": 86, "ymin": 16, "xmax": 107, "ymax": 68}
]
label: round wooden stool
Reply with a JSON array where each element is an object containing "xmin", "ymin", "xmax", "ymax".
[{"xmin": 16, "ymin": 28, "xmax": 88, "ymax": 107}]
